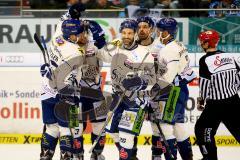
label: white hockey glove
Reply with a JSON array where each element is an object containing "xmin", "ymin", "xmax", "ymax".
[{"xmin": 40, "ymin": 63, "xmax": 53, "ymax": 80}]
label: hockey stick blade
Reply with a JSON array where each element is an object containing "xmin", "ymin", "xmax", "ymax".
[{"xmin": 33, "ymin": 33, "xmax": 47, "ymax": 63}]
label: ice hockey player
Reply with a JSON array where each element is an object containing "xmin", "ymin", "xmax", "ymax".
[
  {"xmin": 136, "ymin": 16, "xmax": 159, "ymax": 49},
  {"xmin": 41, "ymin": 3, "xmax": 111, "ymax": 159},
  {"xmin": 152, "ymin": 17, "xmax": 196, "ymax": 160},
  {"xmin": 136, "ymin": 16, "xmax": 165, "ymax": 160},
  {"xmin": 105, "ymin": 19, "xmax": 156, "ymax": 160},
  {"xmin": 67, "ymin": 19, "xmax": 114, "ymax": 160},
  {"xmin": 40, "ymin": 19, "xmax": 85, "ymax": 160},
  {"xmin": 195, "ymin": 30, "xmax": 240, "ymax": 160}
]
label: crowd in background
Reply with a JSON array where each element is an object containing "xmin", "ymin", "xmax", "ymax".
[{"xmin": 1, "ymin": 0, "xmax": 240, "ymax": 17}]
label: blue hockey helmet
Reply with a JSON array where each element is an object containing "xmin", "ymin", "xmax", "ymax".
[
  {"xmin": 61, "ymin": 19, "xmax": 84, "ymax": 40},
  {"xmin": 136, "ymin": 16, "xmax": 155, "ymax": 28},
  {"xmin": 119, "ymin": 19, "xmax": 138, "ymax": 33},
  {"xmin": 156, "ymin": 18, "xmax": 178, "ymax": 38}
]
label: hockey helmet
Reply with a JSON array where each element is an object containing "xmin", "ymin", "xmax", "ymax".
[
  {"xmin": 119, "ymin": 19, "xmax": 138, "ymax": 33},
  {"xmin": 136, "ymin": 16, "xmax": 155, "ymax": 28},
  {"xmin": 156, "ymin": 18, "xmax": 178, "ymax": 38},
  {"xmin": 62, "ymin": 19, "xmax": 84, "ymax": 40},
  {"xmin": 198, "ymin": 30, "xmax": 220, "ymax": 48}
]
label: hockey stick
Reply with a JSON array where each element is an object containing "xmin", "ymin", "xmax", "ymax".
[
  {"xmin": 34, "ymin": 33, "xmax": 53, "ymax": 157},
  {"xmin": 152, "ymin": 56, "xmax": 176, "ymax": 159},
  {"xmin": 41, "ymin": 36, "xmax": 50, "ymax": 63},
  {"xmin": 34, "ymin": 33, "xmax": 47, "ymax": 63},
  {"xmin": 155, "ymin": 121, "xmax": 175, "ymax": 160},
  {"xmin": 89, "ymin": 51, "xmax": 150, "ymax": 153}
]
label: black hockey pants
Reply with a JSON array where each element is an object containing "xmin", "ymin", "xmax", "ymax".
[{"xmin": 195, "ymin": 94, "xmax": 240, "ymax": 160}]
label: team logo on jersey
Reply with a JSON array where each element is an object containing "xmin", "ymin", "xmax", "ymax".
[
  {"xmin": 120, "ymin": 148, "xmax": 128, "ymax": 159},
  {"xmin": 151, "ymin": 53, "xmax": 158, "ymax": 58},
  {"xmin": 73, "ymin": 139, "xmax": 81, "ymax": 149},
  {"xmin": 55, "ymin": 36, "xmax": 65, "ymax": 45},
  {"xmin": 124, "ymin": 59, "xmax": 133, "ymax": 69},
  {"xmin": 214, "ymin": 55, "xmax": 233, "ymax": 69}
]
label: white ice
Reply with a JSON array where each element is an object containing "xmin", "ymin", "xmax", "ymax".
[{"xmin": 0, "ymin": 144, "xmax": 240, "ymax": 160}]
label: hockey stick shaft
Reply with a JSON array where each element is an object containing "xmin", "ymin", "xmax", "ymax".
[
  {"xmin": 41, "ymin": 36, "xmax": 50, "ymax": 63},
  {"xmin": 155, "ymin": 121, "xmax": 175, "ymax": 160},
  {"xmin": 153, "ymin": 55, "xmax": 175, "ymax": 159},
  {"xmin": 33, "ymin": 33, "xmax": 47, "ymax": 63}
]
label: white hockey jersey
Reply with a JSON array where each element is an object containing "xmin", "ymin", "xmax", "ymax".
[
  {"xmin": 73, "ymin": 42, "xmax": 113, "ymax": 89},
  {"xmin": 41, "ymin": 35, "xmax": 84, "ymax": 100},
  {"xmin": 158, "ymin": 40, "xmax": 190, "ymax": 84},
  {"xmin": 111, "ymin": 44, "xmax": 156, "ymax": 97}
]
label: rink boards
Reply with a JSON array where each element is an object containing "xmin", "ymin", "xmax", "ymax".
[
  {"xmin": 0, "ymin": 64, "xmax": 240, "ymax": 146},
  {"xmin": 0, "ymin": 134, "xmax": 239, "ymax": 146}
]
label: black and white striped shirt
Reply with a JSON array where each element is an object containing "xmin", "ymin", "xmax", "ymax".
[{"xmin": 199, "ymin": 50, "xmax": 240, "ymax": 101}]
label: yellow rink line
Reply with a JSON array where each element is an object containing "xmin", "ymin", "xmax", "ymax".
[{"xmin": 0, "ymin": 134, "xmax": 239, "ymax": 146}]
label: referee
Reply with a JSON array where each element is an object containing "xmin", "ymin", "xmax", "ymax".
[{"xmin": 195, "ymin": 30, "xmax": 240, "ymax": 160}]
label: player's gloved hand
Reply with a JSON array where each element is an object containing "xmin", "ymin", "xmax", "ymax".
[
  {"xmin": 135, "ymin": 96, "xmax": 149, "ymax": 109},
  {"xmin": 69, "ymin": 2, "xmax": 86, "ymax": 19},
  {"xmin": 40, "ymin": 63, "xmax": 52, "ymax": 80},
  {"xmin": 122, "ymin": 76, "xmax": 147, "ymax": 91},
  {"xmin": 88, "ymin": 20, "xmax": 106, "ymax": 49},
  {"xmin": 110, "ymin": 39, "xmax": 122, "ymax": 47},
  {"xmin": 173, "ymin": 75, "xmax": 189, "ymax": 86},
  {"xmin": 197, "ymin": 97, "xmax": 205, "ymax": 111}
]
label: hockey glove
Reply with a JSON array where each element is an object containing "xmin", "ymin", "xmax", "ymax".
[
  {"xmin": 88, "ymin": 20, "xmax": 106, "ymax": 49},
  {"xmin": 173, "ymin": 75, "xmax": 188, "ymax": 86},
  {"xmin": 110, "ymin": 39, "xmax": 122, "ymax": 47},
  {"xmin": 40, "ymin": 63, "xmax": 52, "ymax": 80},
  {"xmin": 122, "ymin": 76, "xmax": 147, "ymax": 91},
  {"xmin": 69, "ymin": 2, "xmax": 86, "ymax": 19}
]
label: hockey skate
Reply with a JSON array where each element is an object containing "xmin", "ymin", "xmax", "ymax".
[
  {"xmin": 60, "ymin": 151, "xmax": 72, "ymax": 160},
  {"xmin": 72, "ymin": 153, "xmax": 84, "ymax": 160},
  {"xmin": 40, "ymin": 148, "xmax": 54, "ymax": 160},
  {"xmin": 90, "ymin": 152, "xmax": 105, "ymax": 160},
  {"xmin": 152, "ymin": 155, "xmax": 162, "ymax": 160}
]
